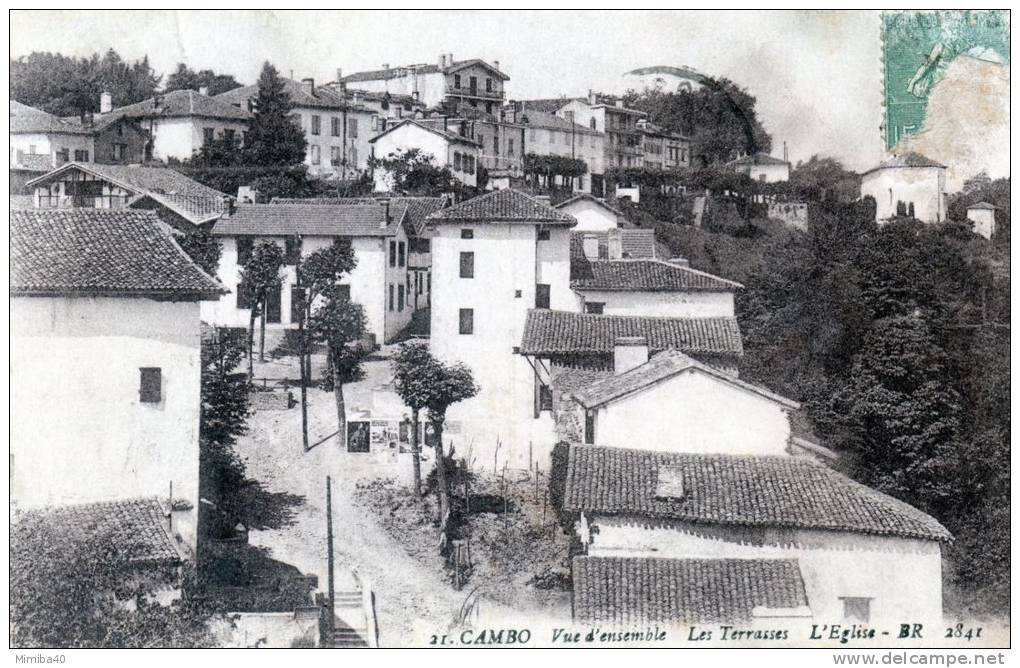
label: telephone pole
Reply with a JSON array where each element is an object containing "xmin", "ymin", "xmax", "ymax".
[{"xmin": 326, "ymin": 476, "xmax": 336, "ymax": 641}]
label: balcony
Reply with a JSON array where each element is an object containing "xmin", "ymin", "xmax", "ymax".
[{"xmin": 445, "ymin": 86, "xmax": 506, "ymax": 101}]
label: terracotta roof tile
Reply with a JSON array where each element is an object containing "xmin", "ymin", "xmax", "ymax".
[
  {"xmin": 863, "ymin": 152, "xmax": 946, "ymax": 175},
  {"xmin": 570, "ymin": 230, "xmax": 656, "ymax": 260},
  {"xmin": 573, "ymin": 557, "xmax": 807, "ymax": 625},
  {"xmin": 107, "ymin": 89, "xmax": 251, "ymax": 121},
  {"xmin": 727, "ymin": 152, "xmax": 790, "ymax": 167},
  {"xmin": 11, "ymin": 208, "xmax": 224, "ymax": 298},
  {"xmin": 428, "ymin": 189, "xmax": 576, "ymax": 225},
  {"xmin": 571, "ymin": 258, "xmax": 743, "ymax": 292},
  {"xmin": 213, "ymin": 202, "xmax": 408, "ymax": 237},
  {"xmin": 272, "ymin": 196, "xmax": 447, "ymax": 235},
  {"xmin": 10, "ymin": 101, "xmax": 91, "ymax": 135},
  {"xmin": 520, "ymin": 309, "xmax": 743, "ymax": 358},
  {"xmin": 563, "ymin": 445, "xmax": 952, "ymax": 541}
]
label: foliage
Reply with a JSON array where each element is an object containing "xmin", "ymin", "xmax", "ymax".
[
  {"xmin": 947, "ymin": 173, "xmax": 1011, "ymax": 245},
  {"xmin": 240, "ymin": 241, "xmax": 285, "ymax": 319},
  {"xmin": 176, "ymin": 229, "xmax": 222, "ymax": 277},
  {"xmin": 624, "ymin": 77, "xmax": 771, "ymax": 166},
  {"xmin": 392, "ymin": 342, "xmax": 444, "ymax": 495},
  {"xmin": 11, "ymin": 514, "xmax": 215, "ymax": 648},
  {"xmin": 10, "ymin": 49, "xmax": 160, "ymax": 117},
  {"xmin": 523, "ymin": 153, "xmax": 588, "ymax": 180},
  {"xmin": 242, "ymin": 62, "xmax": 307, "ymax": 167},
  {"xmin": 786, "ymin": 155, "xmax": 861, "ymax": 203},
  {"xmin": 164, "ymin": 63, "xmax": 241, "ymax": 97},
  {"xmin": 372, "ymin": 147, "xmax": 460, "ymax": 196}
]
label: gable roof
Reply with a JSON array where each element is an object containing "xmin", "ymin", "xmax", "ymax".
[
  {"xmin": 571, "ymin": 258, "xmax": 744, "ymax": 292},
  {"xmin": 968, "ymin": 201, "xmax": 997, "ymax": 211},
  {"xmin": 368, "ymin": 119, "xmax": 480, "ymax": 147},
  {"xmin": 518, "ymin": 109, "xmax": 600, "ymax": 135},
  {"xmin": 214, "ymin": 78, "xmax": 373, "ymax": 113},
  {"xmin": 271, "ymin": 196, "xmax": 447, "ymax": 235},
  {"xmin": 106, "ymin": 89, "xmax": 251, "ymax": 122},
  {"xmin": 519, "ymin": 98, "xmax": 579, "ymax": 113},
  {"xmin": 728, "ymin": 152, "xmax": 790, "ymax": 167},
  {"xmin": 25, "ymin": 163, "xmax": 228, "ymax": 225},
  {"xmin": 11, "ymin": 209, "xmax": 224, "ymax": 299},
  {"xmin": 563, "ymin": 445, "xmax": 952, "ymax": 542},
  {"xmin": 569, "ymin": 230, "xmax": 656, "ymax": 260},
  {"xmin": 571, "ymin": 349, "xmax": 798, "ymax": 410},
  {"xmin": 520, "ymin": 309, "xmax": 743, "ymax": 358},
  {"xmin": 15, "ymin": 498, "xmax": 183, "ymax": 566},
  {"xmin": 555, "ymin": 193, "xmax": 626, "ymax": 217},
  {"xmin": 10, "ymin": 101, "xmax": 92, "ymax": 135},
  {"xmin": 341, "ymin": 58, "xmax": 509, "ymax": 84},
  {"xmin": 573, "ymin": 556, "xmax": 808, "ymax": 625},
  {"xmin": 862, "ymin": 152, "xmax": 946, "ymax": 175},
  {"xmin": 427, "ymin": 189, "xmax": 576, "ymax": 225},
  {"xmin": 212, "ymin": 202, "xmax": 409, "ymax": 237}
]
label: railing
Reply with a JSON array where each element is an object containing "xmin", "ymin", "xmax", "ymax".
[{"xmin": 445, "ymin": 86, "xmax": 506, "ymax": 101}]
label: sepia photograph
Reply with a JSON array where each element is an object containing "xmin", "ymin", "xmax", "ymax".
[{"xmin": 6, "ymin": 8, "xmax": 1011, "ymax": 658}]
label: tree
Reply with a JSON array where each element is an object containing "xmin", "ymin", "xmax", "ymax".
[
  {"xmin": 372, "ymin": 148, "xmax": 460, "ymax": 195},
  {"xmin": 239, "ymin": 240, "xmax": 284, "ymax": 377},
  {"xmin": 391, "ymin": 342, "xmax": 441, "ymax": 497},
  {"xmin": 176, "ymin": 229, "xmax": 222, "ymax": 277},
  {"xmin": 243, "ymin": 62, "xmax": 307, "ymax": 167},
  {"xmin": 164, "ymin": 63, "xmax": 241, "ymax": 97},
  {"xmin": 788, "ymin": 155, "xmax": 861, "ymax": 202},
  {"xmin": 309, "ymin": 287, "xmax": 367, "ymax": 440},
  {"xmin": 423, "ymin": 360, "xmax": 478, "ymax": 521}
]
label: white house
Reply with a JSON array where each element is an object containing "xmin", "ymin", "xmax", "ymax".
[
  {"xmin": 103, "ymin": 89, "xmax": 251, "ymax": 162},
  {"xmin": 564, "ymin": 444, "xmax": 951, "ymax": 628},
  {"xmin": 426, "ymin": 189, "xmax": 576, "ymax": 465},
  {"xmin": 25, "ymin": 162, "xmax": 229, "ymax": 230},
  {"xmin": 567, "ymin": 347, "xmax": 799, "ymax": 455},
  {"xmin": 860, "ymin": 152, "xmax": 948, "ymax": 224},
  {"xmin": 206, "ymin": 201, "xmax": 422, "ymax": 345},
  {"xmin": 966, "ymin": 201, "xmax": 998, "ymax": 240},
  {"xmin": 554, "ymin": 194, "xmax": 627, "ymax": 232},
  {"xmin": 727, "ymin": 152, "xmax": 791, "ymax": 183},
  {"xmin": 10, "ymin": 208, "xmax": 225, "ymax": 556},
  {"xmin": 369, "ymin": 119, "xmax": 481, "ymax": 191}
]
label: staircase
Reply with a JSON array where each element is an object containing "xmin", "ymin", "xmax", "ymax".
[{"xmin": 327, "ymin": 589, "xmax": 371, "ymax": 647}]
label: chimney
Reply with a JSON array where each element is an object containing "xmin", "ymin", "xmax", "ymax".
[
  {"xmin": 99, "ymin": 91, "xmax": 112, "ymax": 114},
  {"xmin": 382, "ymin": 63, "xmax": 390, "ymax": 70},
  {"xmin": 439, "ymin": 53, "xmax": 446, "ymax": 67},
  {"xmin": 588, "ymin": 89, "xmax": 597, "ymax": 105},
  {"xmin": 352, "ymin": 91, "xmax": 361, "ymax": 106},
  {"xmin": 302, "ymin": 77, "xmax": 315, "ymax": 96},
  {"xmin": 581, "ymin": 233, "xmax": 600, "ymax": 260},
  {"xmin": 613, "ymin": 336, "xmax": 649, "ymax": 375},
  {"xmin": 379, "ymin": 198, "xmax": 391, "ymax": 227},
  {"xmin": 607, "ymin": 228, "xmax": 623, "ymax": 259},
  {"xmin": 336, "ymin": 67, "xmax": 343, "ymax": 82},
  {"xmin": 221, "ymin": 195, "xmax": 235, "ymax": 217},
  {"xmin": 447, "ymin": 53, "xmax": 454, "ymax": 67},
  {"xmin": 493, "ymin": 59, "xmax": 500, "ymax": 71},
  {"xmin": 412, "ymin": 91, "xmax": 420, "ymax": 102},
  {"xmin": 198, "ymin": 85, "xmax": 209, "ymax": 96},
  {"xmin": 615, "ymin": 99, "xmax": 624, "ymax": 108}
]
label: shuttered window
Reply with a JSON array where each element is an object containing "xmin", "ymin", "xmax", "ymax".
[
  {"xmin": 139, "ymin": 367, "xmax": 162, "ymax": 404},
  {"xmin": 458, "ymin": 308, "xmax": 474, "ymax": 335},
  {"xmin": 459, "ymin": 252, "xmax": 474, "ymax": 279},
  {"xmin": 535, "ymin": 284, "xmax": 551, "ymax": 309}
]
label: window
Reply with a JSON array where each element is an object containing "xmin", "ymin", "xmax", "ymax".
[
  {"xmin": 454, "ymin": 74, "xmax": 461, "ymax": 89},
  {"xmin": 469, "ymin": 76, "xmax": 477, "ymax": 92},
  {"xmin": 331, "ymin": 146, "xmax": 342, "ymax": 166},
  {"xmin": 507, "ymin": 139, "xmax": 514, "ymax": 156},
  {"xmin": 310, "ymin": 145, "xmax": 321, "ymax": 165},
  {"xmin": 139, "ymin": 368, "xmax": 162, "ymax": 404},
  {"xmin": 461, "ymin": 228, "xmax": 474, "ymax": 239},
  {"xmin": 290, "ymin": 286, "xmax": 306, "ymax": 323},
  {"xmin": 584, "ymin": 301, "xmax": 605, "ymax": 314},
  {"xmin": 389, "ymin": 241, "xmax": 397, "ymax": 267},
  {"xmin": 398, "ymin": 284, "xmax": 405, "ymax": 311},
  {"xmin": 203, "ymin": 128, "xmax": 215, "ymax": 145},
  {"xmin": 493, "ymin": 136, "xmax": 499, "ymax": 154},
  {"xmin": 458, "ymin": 308, "xmax": 474, "ymax": 335},
  {"xmin": 584, "ymin": 410, "xmax": 595, "ymax": 444},
  {"xmin": 349, "ymin": 146, "xmax": 358, "ymax": 166},
  {"xmin": 459, "ymin": 251, "xmax": 474, "ymax": 278},
  {"xmin": 535, "ymin": 284, "xmax": 551, "ymax": 309},
  {"xmin": 236, "ymin": 237, "xmax": 254, "ymax": 265},
  {"xmin": 331, "ymin": 116, "xmax": 340, "ymax": 136},
  {"xmin": 112, "ymin": 143, "xmax": 127, "ymax": 160},
  {"xmin": 454, "ymin": 152, "xmax": 462, "ymax": 171},
  {"xmin": 56, "ymin": 148, "xmax": 69, "ymax": 164},
  {"xmin": 539, "ymin": 384, "xmax": 553, "ymax": 412},
  {"xmin": 841, "ymin": 597, "xmax": 871, "ymax": 623},
  {"xmin": 284, "ymin": 236, "xmax": 302, "ymax": 265},
  {"xmin": 28, "ymin": 144, "xmax": 37, "ymax": 154},
  {"xmin": 398, "ymin": 241, "xmax": 406, "ymax": 267},
  {"xmin": 348, "ymin": 117, "xmax": 358, "ymax": 138},
  {"xmin": 223, "ymin": 129, "xmax": 236, "ymax": 144},
  {"xmin": 486, "ymin": 77, "xmax": 493, "ymax": 92},
  {"xmin": 389, "ymin": 284, "xmax": 395, "ymax": 311},
  {"xmin": 74, "ymin": 149, "xmax": 89, "ymax": 162},
  {"xmin": 537, "ymin": 229, "xmax": 550, "ymax": 241},
  {"xmin": 485, "ymin": 102, "xmax": 493, "ymax": 115},
  {"xmin": 311, "ymin": 115, "xmax": 321, "ymax": 135},
  {"xmin": 236, "ymin": 282, "xmax": 252, "ymax": 309},
  {"xmin": 590, "ymin": 118, "xmax": 597, "ymax": 131},
  {"xmin": 265, "ymin": 284, "xmax": 282, "ymax": 323},
  {"xmin": 465, "ymin": 155, "xmax": 475, "ymax": 175}
]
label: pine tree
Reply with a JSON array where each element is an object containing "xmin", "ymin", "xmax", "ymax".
[{"xmin": 243, "ymin": 62, "xmax": 307, "ymax": 166}]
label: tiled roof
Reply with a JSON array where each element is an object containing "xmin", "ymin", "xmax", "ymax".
[
  {"xmin": 571, "ymin": 349, "xmax": 798, "ymax": 410},
  {"xmin": 271, "ymin": 196, "xmax": 447, "ymax": 235},
  {"xmin": 728, "ymin": 152, "xmax": 790, "ymax": 167},
  {"xmin": 215, "ymin": 78, "xmax": 373, "ymax": 113},
  {"xmin": 25, "ymin": 163, "xmax": 228, "ymax": 225},
  {"xmin": 520, "ymin": 98, "xmax": 579, "ymax": 113},
  {"xmin": 569, "ymin": 231, "xmax": 656, "ymax": 260},
  {"xmin": 968, "ymin": 201, "xmax": 997, "ymax": 210},
  {"xmin": 213, "ymin": 202, "xmax": 408, "ymax": 237},
  {"xmin": 573, "ymin": 557, "xmax": 807, "ymax": 625},
  {"xmin": 571, "ymin": 258, "xmax": 743, "ymax": 292},
  {"xmin": 327, "ymin": 87, "xmax": 426, "ymax": 108},
  {"xmin": 863, "ymin": 152, "xmax": 946, "ymax": 175},
  {"xmin": 16, "ymin": 498, "xmax": 183, "ymax": 566},
  {"xmin": 519, "ymin": 109, "xmax": 600, "ymax": 135},
  {"xmin": 341, "ymin": 58, "xmax": 508, "ymax": 83},
  {"xmin": 11, "ymin": 101, "xmax": 92, "ymax": 134},
  {"xmin": 563, "ymin": 445, "xmax": 952, "ymax": 541},
  {"xmin": 427, "ymin": 189, "xmax": 576, "ymax": 225},
  {"xmin": 520, "ymin": 309, "xmax": 743, "ymax": 358},
  {"xmin": 556, "ymin": 193, "xmax": 625, "ymax": 217},
  {"xmin": 11, "ymin": 209, "xmax": 224, "ymax": 298},
  {"xmin": 107, "ymin": 89, "xmax": 252, "ymax": 121},
  {"xmin": 369, "ymin": 119, "xmax": 480, "ymax": 147}
]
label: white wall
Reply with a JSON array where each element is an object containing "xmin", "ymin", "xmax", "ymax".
[
  {"xmin": 11, "ymin": 296, "xmax": 202, "ymax": 553},
  {"xmin": 968, "ymin": 209, "xmax": 996, "ymax": 240},
  {"xmin": 11, "ymin": 132, "xmax": 93, "ymax": 168},
  {"xmin": 295, "ymin": 106, "xmax": 375, "ymax": 176},
  {"xmin": 575, "ymin": 289, "xmax": 734, "ymax": 318},
  {"xmin": 742, "ymin": 163, "xmax": 790, "ymax": 183},
  {"xmin": 590, "ymin": 369, "xmax": 790, "ymax": 455},
  {"xmin": 861, "ymin": 167, "xmax": 947, "ymax": 224},
  {"xmin": 587, "ymin": 515, "xmax": 944, "ymax": 626},
  {"xmin": 148, "ymin": 117, "xmax": 248, "ymax": 162},
  {"xmin": 556, "ymin": 199, "xmax": 622, "ymax": 232},
  {"xmin": 371, "ymin": 124, "xmax": 478, "ymax": 190}
]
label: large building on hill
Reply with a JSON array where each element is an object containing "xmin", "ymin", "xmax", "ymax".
[
  {"xmin": 369, "ymin": 120, "xmax": 482, "ymax": 191},
  {"xmin": 11, "ymin": 208, "xmax": 224, "ymax": 557},
  {"xmin": 860, "ymin": 152, "xmax": 948, "ymax": 225}
]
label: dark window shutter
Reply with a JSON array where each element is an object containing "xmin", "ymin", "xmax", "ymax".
[
  {"xmin": 237, "ymin": 238, "xmax": 254, "ymax": 265},
  {"xmin": 536, "ymin": 283, "xmax": 551, "ymax": 309},
  {"xmin": 584, "ymin": 410, "xmax": 595, "ymax": 444},
  {"xmin": 140, "ymin": 367, "xmax": 162, "ymax": 403},
  {"xmin": 459, "ymin": 252, "xmax": 474, "ymax": 278},
  {"xmin": 459, "ymin": 308, "xmax": 474, "ymax": 335},
  {"xmin": 237, "ymin": 282, "xmax": 252, "ymax": 309},
  {"xmin": 290, "ymin": 286, "xmax": 306, "ymax": 323}
]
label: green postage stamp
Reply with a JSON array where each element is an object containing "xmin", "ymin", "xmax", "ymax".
[{"xmin": 882, "ymin": 10, "xmax": 1010, "ymax": 149}]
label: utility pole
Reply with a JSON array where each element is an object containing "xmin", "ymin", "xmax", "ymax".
[
  {"xmin": 326, "ymin": 476, "xmax": 336, "ymax": 641},
  {"xmin": 296, "ymin": 249, "xmax": 309, "ymax": 451}
]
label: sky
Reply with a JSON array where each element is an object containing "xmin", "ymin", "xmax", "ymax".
[{"xmin": 10, "ymin": 10, "xmax": 887, "ymax": 170}]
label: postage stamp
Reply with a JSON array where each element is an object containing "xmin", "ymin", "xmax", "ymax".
[{"xmin": 882, "ymin": 10, "xmax": 1010, "ymax": 149}]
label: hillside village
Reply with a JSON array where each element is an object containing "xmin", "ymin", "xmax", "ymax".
[{"xmin": 9, "ymin": 45, "xmax": 1010, "ymax": 649}]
